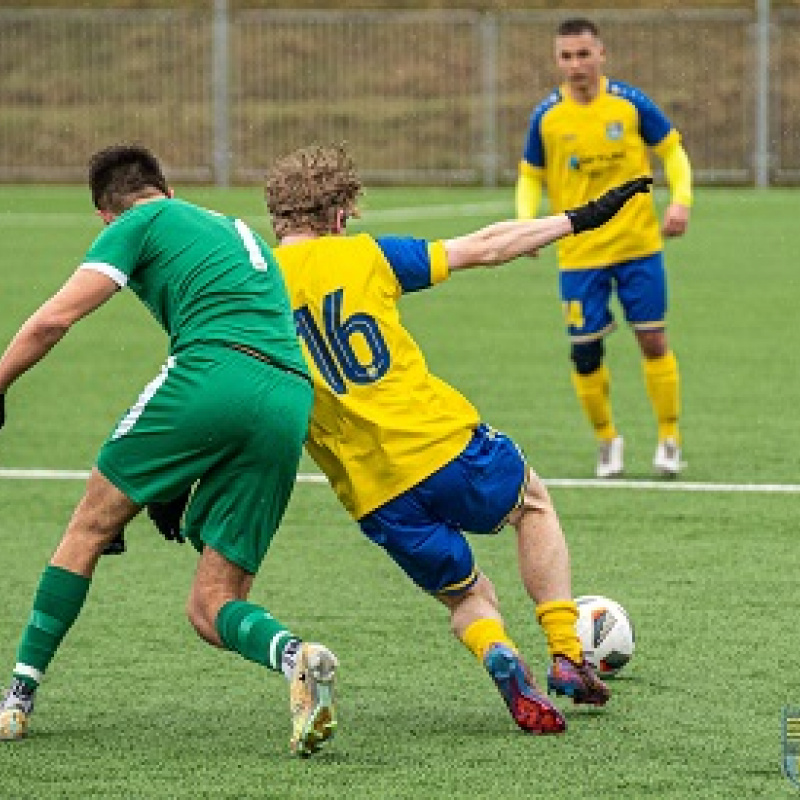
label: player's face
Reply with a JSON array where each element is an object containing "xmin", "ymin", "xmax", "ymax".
[{"xmin": 555, "ymin": 31, "xmax": 605, "ymax": 101}]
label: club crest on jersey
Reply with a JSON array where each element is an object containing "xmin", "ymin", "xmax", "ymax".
[
  {"xmin": 783, "ymin": 706, "xmax": 800, "ymax": 788},
  {"xmin": 606, "ymin": 122, "xmax": 623, "ymax": 141}
]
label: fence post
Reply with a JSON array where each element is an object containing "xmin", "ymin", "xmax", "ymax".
[
  {"xmin": 755, "ymin": 0, "xmax": 770, "ymax": 187},
  {"xmin": 479, "ymin": 13, "xmax": 499, "ymax": 187},
  {"xmin": 212, "ymin": 0, "xmax": 231, "ymax": 186}
]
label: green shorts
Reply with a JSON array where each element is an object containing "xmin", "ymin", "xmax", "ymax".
[{"xmin": 97, "ymin": 343, "xmax": 313, "ymax": 574}]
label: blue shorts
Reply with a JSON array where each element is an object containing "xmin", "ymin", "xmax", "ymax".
[
  {"xmin": 558, "ymin": 252, "xmax": 667, "ymax": 342},
  {"xmin": 358, "ymin": 424, "xmax": 526, "ymax": 596}
]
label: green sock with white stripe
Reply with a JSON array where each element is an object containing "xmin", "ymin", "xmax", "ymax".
[
  {"xmin": 13, "ymin": 565, "xmax": 91, "ymax": 691},
  {"xmin": 215, "ymin": 600, "xmax": 297, "ymax": 675}
]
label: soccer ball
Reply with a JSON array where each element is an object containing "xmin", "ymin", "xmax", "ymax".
[{"xmin": 575, "ymin": 595, "xmax": 635, "ymax": 677}]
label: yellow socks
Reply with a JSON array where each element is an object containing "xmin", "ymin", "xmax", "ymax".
[
  {"xmin": 571, "ymin": 365, "xmax": 617, "ymax": 441},
  {"xmin": 535, "ymin": 599, "xmax": 582, "ymax": 662},
  {"xmin": 461, "ymin": 618, "xmax": 517, "ymax": 661},
  {"xmin": 573, "ymin": 352, "xmax": 680, "ymax": 443},
  {"xmin": 643, "ymin": 350, "xmax": 680, "ymax": 442}
]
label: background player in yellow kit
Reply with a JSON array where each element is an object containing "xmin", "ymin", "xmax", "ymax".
[{"xmin": 516, "ymin": 17, "xmax": 693, "ymax": 478}]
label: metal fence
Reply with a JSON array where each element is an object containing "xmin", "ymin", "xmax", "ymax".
[{"xmin": 0, "ymin": 6, "xmax": 794, "ymax": 185}]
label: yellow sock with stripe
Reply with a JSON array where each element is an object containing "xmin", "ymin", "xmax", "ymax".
[
  {"xmin": 642, "ymin": 350, "xmax": 680, "ymax": 442},
  {"xmin": 461, "ymin": 618, "xmax": 517, "ymax": 662},
  {"xmin": 535, "ymin": 600, "xmax": 582, "ymax": 662},
  {"xmin": 13, "ymin": 565, "xmax": 91, "ymax": 691},
  {"xmin": 571, "ymin": 365, "xmax": 617, "ymax": 441}
]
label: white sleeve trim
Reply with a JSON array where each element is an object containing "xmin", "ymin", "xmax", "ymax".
[{"xmin": 79, "ymin": 261, "xmax": 129, "ymax": 287}]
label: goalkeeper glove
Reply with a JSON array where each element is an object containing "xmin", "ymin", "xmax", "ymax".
[
  {"xmin": 102, "ymin": 532, "xmax": 126, "ymax": 556},
  {"xmin": 0, "ymin": 393, "xmax": 4, "ymax": 431},
  {"xmin": 147, "ymin": 487, "xmax": 191, "ymax": 545},
  {"xmin": 565, "ymin": 177, "xmax": 653, "ymax": 234}
]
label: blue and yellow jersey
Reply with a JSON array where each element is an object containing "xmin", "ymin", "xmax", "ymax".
[
  {"xmin": 521, "ymin": 77, "xmax": 680, "ymax": 269},
  {"xmin": 275, "ymin": 233, "xmax": 480, "ymax": 520}
]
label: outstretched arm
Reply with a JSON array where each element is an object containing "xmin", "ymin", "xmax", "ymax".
[
  {"xmin": 445, "ymin": 215, "xmax": 571, "ymax": 270},
  {"xmin": 445, "ymin": 177, "xmax": 653, "ymax": 272},
  {"xmin": 0, "ymin": 269, "xmax": 119, "ymax": 395}
]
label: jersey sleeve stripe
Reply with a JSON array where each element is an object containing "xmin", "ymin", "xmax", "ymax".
[
  {"xmin": 428, "ymin": 240, "xmax": 449, "ymax": 285},
  {"xmin": 79, "ymin": 261, "xmax": 129, "ymax": 287}
]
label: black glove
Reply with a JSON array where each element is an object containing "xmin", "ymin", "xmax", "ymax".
[
  {"xmin": 0, "ymin": 393, "xmax": 5, "ymax": 431},
  {"xmin": 147, "ymin": 487, "xmax": 191, "ymax": 544},
  {"xmin": 102, "ymin": 532, "xmax": 126, "ymax": 556},
  {"xmin": 566, "ymin": 177, "xmax": 654, "ymax": 235}
]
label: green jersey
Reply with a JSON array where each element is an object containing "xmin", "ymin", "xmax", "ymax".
[{"xmin": 80, "ymin": 198, "xmax": 307, "ymax": 375}]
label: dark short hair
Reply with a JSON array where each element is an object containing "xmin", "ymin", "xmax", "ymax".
[
  {"xmin": 88, "ymin": 144, "xmax": 169, "ymax": 213},
  {"xmin": 557, "ymin": 18, "xmax": 600, "ymax": 38}
]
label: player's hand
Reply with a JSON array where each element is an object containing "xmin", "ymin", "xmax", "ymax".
[
  {"xmin": 662, "ymin": 202, "xmax": 690, "ymax": 237},
  {"xmin": 0, "ymin": 393, "xmax": 5, "ymax": 431},
  {"xmin": 566, "ymin": 177, "xmax": 653, "ymax": 234},
  {"xmin": 102, "ymin": 532, "xmax": 126, "ymax": 556},
  {"xmin": 147, "ymin": 487, "xmax": 191, "ymax": 544}
]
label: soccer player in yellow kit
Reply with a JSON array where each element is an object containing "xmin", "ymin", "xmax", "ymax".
[
  {"xmin": 516, "ymin": 18, "xmax": 693, "ymax": 478},
  {"xmin": 259, "ymin": 144, "xmax": 650, "ymax": 734}
]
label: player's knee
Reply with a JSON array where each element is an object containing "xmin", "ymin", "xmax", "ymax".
[
  {"xmin": 445, "ymin": 573, "xmax": 500, "ymax": 635},
  {"xmin": 523, "ymin": 470, "xmax": 554, "ymax": 512},
  {"xmin": 441, "ymin": 572, "xmax": 497, "ymax": 609},
  {"xmin": 506, "ymin": 469, "xmax": 554, "ymax": 528},
  {"xmin": 63, "ymin": 505, "xmax": 126, "ymax": 557},
  {"xmin": 468, "ymin": 572, "xmax": 498, "ymax": 608},
  {"xmin": 508, "ymin": 471, "xmax": 555, "ymax": 530},
  {"xmin": 636, "ymin": 328, "xmax": 668, "ymax": 359},
  {"xmin": 571, "ymin": 339, "xmax": 604, "ymax": 375}
]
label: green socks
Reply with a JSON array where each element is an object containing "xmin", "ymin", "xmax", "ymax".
[
  {"xmin": 215, "ymin": 600, "xmax": 296, "ymax": 674},
  {"xmin": 13, "ymin": 577, "xmax": 297, "ymax": 691},
  {"xmin": 13, "ymin": 565, "xmax": 91, "ymax": 690}
]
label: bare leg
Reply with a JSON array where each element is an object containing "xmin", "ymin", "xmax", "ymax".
[
  {"xmin": 187, "ymin": 546, "xmax": 254, "ymax": 646},
  {"xmin": 51, "ymin": 468, "xmax": 141, "ymax": 576},
  {"xmin": 635, "ymin": 327, "xmax": 668, "ymax": 359},
  {"xmin": 506, "ymin": 469, "xmax": 572, "ymax": 604},
  {"xmin": 437, "ymin": 572, "xmax": 501, "ymax": 640}
]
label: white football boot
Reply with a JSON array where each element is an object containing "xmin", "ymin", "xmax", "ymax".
[
  {"xmin": 595, "ymin": 436, "xmax": 624, "ymax": 479},
  {"xmin": 0, "ymin": 678, "xmax": 35, "ymax": 741},
  {"xmin": 289, "ymin": 643, "xmax": 338, "ymax": 757},
  {"xmin": 653, "ymin": 438, "xmax": 685, "ymax": 477}
]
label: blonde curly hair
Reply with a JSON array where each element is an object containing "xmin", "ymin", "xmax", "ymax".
[{"xmin": 265, "ymin": 143, "xmax": 362, "ymax": 237}]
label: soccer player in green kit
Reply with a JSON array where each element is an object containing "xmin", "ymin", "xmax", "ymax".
[{"xmin": 0, "ymin": 144, "xmax": 337, "ymax": 756}]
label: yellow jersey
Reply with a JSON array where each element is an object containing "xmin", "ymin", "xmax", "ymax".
[
  {"xmin": 521, "ymin": 77, "xmax": 681, "ymax": 269},
  {"xmin": 275, "ymin": 233, "xmax": 479, "ymax": 520}
]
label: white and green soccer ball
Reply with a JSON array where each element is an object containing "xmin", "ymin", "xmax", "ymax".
[{"xmin": 575, "ymin": 595, "xmax": 635, "ymax": 678}]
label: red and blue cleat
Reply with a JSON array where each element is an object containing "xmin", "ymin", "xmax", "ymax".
[
  {"xmin": 547, "ymin": 654, "xmax": 610, "ymax": 706},
  {"xmin": 484, "ymin": 644, "xmax": 566, "ymax": 734}
]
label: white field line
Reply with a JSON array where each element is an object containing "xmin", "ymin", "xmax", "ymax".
[{"xmin": 0, "ymin": 468, "xmax": 799, "ymax": 493}]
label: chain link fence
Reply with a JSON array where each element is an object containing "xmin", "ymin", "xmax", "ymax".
[{"xmin": 0, "ymin": 7, "xmax": 794, "ymax": 184}]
